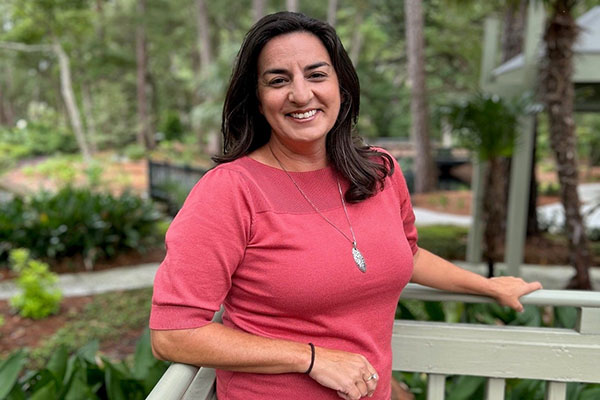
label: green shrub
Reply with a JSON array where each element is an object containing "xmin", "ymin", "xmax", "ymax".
[
  {"xmin": 9, "ymin": 249, "xmax": 62, "ymax": 319},
  {"xmin": 0, "ymin": 122, "xmax": 77, "ymax": 164},
  {"xmin": 123, "ymin": 143, "xmax": 147, "ymax": 161},
  {"xmin": 539, "ymin": 181, "xmax": 560, "ymax": 196},
  {"xmin": 0, "ymin": 186, "xmax": 163, "ymax": 267},
  {"xmin": 160, "ymin": 110, "xmax": 185, "ymax": 141},
  {"xmin": 417, "ymin": 225, "xmax": 468, "ymax": 261},
  {"xmin": 0, "ymin": 331, "xmax": 168, "ymax": 399},
  {"xmin": 22, "ymin": 155, "xmax": 79, "ymax": 185}
]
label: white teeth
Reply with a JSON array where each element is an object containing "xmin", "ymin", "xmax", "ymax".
[{"xmin": 290, "ymin": 109, "xmax": 317, "ymax": 119}]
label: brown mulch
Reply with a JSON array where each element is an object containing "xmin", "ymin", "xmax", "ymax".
[{"xmin": 0, "ymin": 296, "xmax": 94, "ymax": 355}]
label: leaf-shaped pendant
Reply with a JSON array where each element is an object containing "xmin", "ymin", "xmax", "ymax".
[{"xmin": 352, "ymin": 246, "xmax": 366, "ymax": 273}]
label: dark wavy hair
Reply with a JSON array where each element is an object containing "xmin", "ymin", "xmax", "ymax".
[{"xmin": 213, "ymin": 11, "xmax": 393, "ymax": 203}]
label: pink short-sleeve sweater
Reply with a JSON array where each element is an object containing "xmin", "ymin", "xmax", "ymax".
[{"xmin": 150, "ymin": 153, "xmax": 417, "ymax": 399}]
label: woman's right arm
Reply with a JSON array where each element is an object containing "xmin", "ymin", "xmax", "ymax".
[{"xmin": 150, "ymin": 324, "xmax": 378, "ymax": 400}]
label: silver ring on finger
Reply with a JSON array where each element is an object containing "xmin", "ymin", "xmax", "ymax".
[{"xmin": 365, "ymin": 373, "xmax": 378, "ymax": 382}]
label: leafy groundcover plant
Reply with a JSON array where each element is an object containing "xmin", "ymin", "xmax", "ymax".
[{"xmin": 0, "ymin": 330, "xmax": 168, "ymax": 399}]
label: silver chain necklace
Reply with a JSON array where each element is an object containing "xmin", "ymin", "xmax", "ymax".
[{"xmin": 269, "ymin": 145, "xmax": 367, "ymax": 273}]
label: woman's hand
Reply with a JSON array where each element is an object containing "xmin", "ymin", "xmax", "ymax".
[
  {"xmin": 308, "ymin": 346, "xmax": 378, "ymax": 399},
  {"xmin": 487, "ymin": 276, "xmax": 543, "ymax": 312}
]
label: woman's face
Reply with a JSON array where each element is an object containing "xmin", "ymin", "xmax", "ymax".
[{"xmin": 256, "ymin": 32, "xmax": 341, "ymax": 150}]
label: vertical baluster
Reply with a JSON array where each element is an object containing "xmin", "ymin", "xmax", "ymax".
[
  {"xmin": 427, "ymin": 374, "xmax": 446, "ymax": 400},
  {"xmin": 576, "ymin": 307, "xmax": 600, "ymax": 334},
  {"xmin": 545, "ymin": 381, "xmax": 567, "ymax": 400},
  {"xmin": 485, "ymin": 378, "xmax": 505, "ymax": 400}
]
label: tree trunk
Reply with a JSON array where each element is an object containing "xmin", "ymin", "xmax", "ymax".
[
  {"xmin": 196, "ymin": 0, "xmax": 213, "ymax": 71},
  {"xmin": 0, "ymin": 82, "xmax": 14, "ymax": 126},
  {"xmin": 541, "ymin": 0, "xmax": 592, "ymax": 290},
  {"xmin": 94, "ymin": 0, "xmax": 105, "ymax": 43},
  {"xmin": 253, "ymin": 0, "xmax": 266, "ymax": 23},
  {"xmin": 327, "ymin": 0, "xmax": 338, "ymax": 27},
  {"xmin": 195, "ymin": 0, "xmax": 220, "ymax": 155},
  {"xmin": 483, "ymin": 156, "xmax": 505, "ymax": 276},
  {"xmin": 404, "ymin": 0, "xmax": 437, "ymax": 193},
  {"xmin": 286, "ymin": 0, "xmax": 298, "ymax": 12},
  {"xmin": 81, "ymin": 82, "xmax": 98, "ymax": 153},
  {"xmin": 349, "ymin": 7, "xmax": 365, "ymax": 66},
  {"xmin": 52, "ymin": 38, "xmax": 91, "ymax": 161},
  {"xmin": 136, "ymin": 0, "xmax": 155, "ymax": 150},
  {"xmin": 527, "ymin": 117, "xmax": 540, "ymax": 236}
]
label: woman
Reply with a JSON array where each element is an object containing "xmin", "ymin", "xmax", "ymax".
[{"xmin": 150, "ymin": 12, "xmax": 541, "ymax": 400}]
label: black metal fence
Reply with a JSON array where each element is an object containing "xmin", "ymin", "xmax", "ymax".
[{"xmin": 148, "ymin": 160, "xmax": 208, "ymax": 215}]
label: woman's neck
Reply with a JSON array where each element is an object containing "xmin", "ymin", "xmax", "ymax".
[{"xmin": 250, "ymin": 138, "xmax": 328, "ymax": 172}]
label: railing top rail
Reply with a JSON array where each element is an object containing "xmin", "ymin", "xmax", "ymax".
[{"xmin": 401, "ymin": 283, "xmax": 600, "ymax": 308}]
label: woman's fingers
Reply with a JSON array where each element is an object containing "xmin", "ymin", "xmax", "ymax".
[
  {"xmin": 309, "ymin": 346, "xmax": 378, "ymax": 398},
  {"xmin": 489, "ymin": 277, "xmax": 543, "ymax": 312}
]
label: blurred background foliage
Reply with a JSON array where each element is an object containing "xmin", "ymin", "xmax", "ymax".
[{"xmin": 0, "ymin": 0, "xmax": 597, "ymax": 166}]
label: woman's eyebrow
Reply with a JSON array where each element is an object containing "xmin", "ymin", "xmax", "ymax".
[
  {"xmin": 262, "ymin": 68, "xmax": 288, "ymax": 76},
  {"xmin": 305, "ymin": 61, "xmax": 330, "ymax": 71},
  {"xmin": 262, "ymin": 61, "xmax": 330, "ymax": 77}
]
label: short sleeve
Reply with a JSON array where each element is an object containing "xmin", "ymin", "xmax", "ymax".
[{"xmin": 150, "ymin": 167, "xmax": 254, "ymax": 330}]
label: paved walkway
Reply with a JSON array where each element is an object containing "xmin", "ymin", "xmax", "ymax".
[{"xmin": 0, "ymin": 263, "xmax": 158, "ymax": 300}]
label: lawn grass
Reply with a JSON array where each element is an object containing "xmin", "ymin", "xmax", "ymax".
[{"xmin": 28, "ymin": 287, "xmax": 153, "ymax": 369}]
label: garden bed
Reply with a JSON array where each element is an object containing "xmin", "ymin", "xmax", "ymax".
[{"xmin": 0, "ymin": 288, "xmax": 153, "ymax": 368}]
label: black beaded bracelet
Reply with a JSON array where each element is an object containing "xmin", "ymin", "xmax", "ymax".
[{"xmin": 305, "ymin": 343, "xmax": 315, "ymax": 374}]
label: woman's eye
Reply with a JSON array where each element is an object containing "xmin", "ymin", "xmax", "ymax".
[
  {"xmin": 309, "ymin": 72, "xmax": 327, "ymax": 79},
  {"xmin": 269, "ymin": 78, "xmax": 287, "ymax": 86}
]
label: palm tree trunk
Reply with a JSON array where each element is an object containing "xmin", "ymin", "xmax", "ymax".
[
  {"xmin": 404, "ymin": 0, "xmax": 437, "ymax": 193},
  {"xmin": 541, "ymin": 0, "xmax": 591, "ymax": 289},
  {"xmin": 483, "ymin": 156, "xmax": 505, "ymax": 276}
]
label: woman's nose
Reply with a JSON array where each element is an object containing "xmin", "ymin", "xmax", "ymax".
[{"xmin": 288, "ymin": 79, "xmax": 312, "ymax": 105}]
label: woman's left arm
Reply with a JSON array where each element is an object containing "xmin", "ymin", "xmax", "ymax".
[{"xmin": 410, "ymin": 247, "xmax": 542, "ymax": 312}]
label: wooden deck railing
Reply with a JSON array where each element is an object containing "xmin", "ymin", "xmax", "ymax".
[{"xmin": 146, "ymin": 284, "xmax": 600, "ymax": 400}]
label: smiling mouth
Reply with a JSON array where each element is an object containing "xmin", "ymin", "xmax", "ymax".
[{"xmin": 288, "ymin": 109, "xmax": 318, "ymax": 120}]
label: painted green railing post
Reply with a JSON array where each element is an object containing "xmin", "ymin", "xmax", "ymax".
[{"xmin": 504, "ymin": 1, "xmax": 545, "ymax": 277}]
